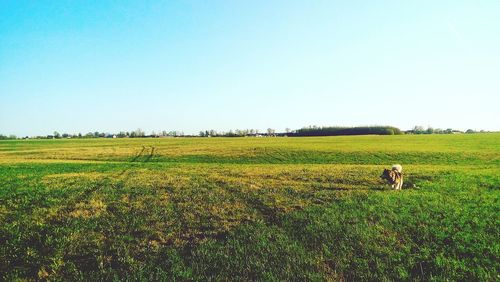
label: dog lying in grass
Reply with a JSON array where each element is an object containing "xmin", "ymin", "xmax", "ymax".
[{"xmin": 381, "ymin": 164, "xmax": 403, "ymax": 190}]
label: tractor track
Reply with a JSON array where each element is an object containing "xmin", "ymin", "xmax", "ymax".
[{"xmin": 47, "ymin": 145, "xmax": 155, "ymax": 222}]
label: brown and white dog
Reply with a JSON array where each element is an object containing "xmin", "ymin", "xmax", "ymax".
[{"xmin": 380, "ymin": 164, "xmax": 403, "ymax": 190}]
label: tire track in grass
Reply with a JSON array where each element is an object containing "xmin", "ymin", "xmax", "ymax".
[
  {"xmin": 130, "ymin": 146, "xmax": 147, "ymax": 163},
  {"xmin": 25, "ymin": 146, "xmax": 158, "ymax": 275},
  {"xmin": 209, "ymin": 177, "xmax": 336, "ymax": 278},
  {"xmin": 263, "ymin": 148, "xmax": 286, "ymax": 163},
  {"xmin": 5, "ymin": 147, "xmax": 150, "ymax": 275},
  {"xmin": 34, "ymin": 146, "xmax": 155, "ymax": 269},
  {"xmin": 48, "ymin": 146, "xmax": 151, "ymax": 220},
  {"xmin": 144, "ymin": 146, "xmax": 155, "ymax": 162},
  {"xmin": 215, "ymin": 179, "xmax": 280, "ymax": 226}
]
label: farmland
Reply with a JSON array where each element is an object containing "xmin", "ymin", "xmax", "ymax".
[{"xmin": 0, "ymin": 134, "xmax": 499, "ymax": 280}]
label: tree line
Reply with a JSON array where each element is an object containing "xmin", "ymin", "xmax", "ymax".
[
  {"xmin": 289, "ymin": 126, "xmax": 486, "ymax": 136},
  {"xmin": 406, "ymin": 126, "xmax": 484, "ymax": 134},
  {"xmin": 1, "ymin": 129, "xmax": 185, "ymax": 140},
  {"xmin": 0, "ymin": 134, "xmax": 18, "ymax": 140},
  {"xmin": 289, "ymin": 126, "xmax": 403, "ymax": 136},
  {"xmin": 0, "ymin": 126, "xmax": 489, "ymax": 140},
  {"xmin": 198, "ymin": 128, "xmax": 277, "ymax": 137}
]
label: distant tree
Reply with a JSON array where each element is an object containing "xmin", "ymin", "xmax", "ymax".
[
  {"xmin": 267, "ymin": 128, "xmax": 275, "ymax": 136},
  {"xmin": 133, "ymin": 128, "xmax": 145, "ymax": 137},
  {"xmin": 53, "ymin": 131, "xmax": 61, "ymax": 138},
  {"xmin": 426, "ymin": 127, "xmax": 434, "ymax": 134},
  {"xmin": 465, "ymin": 129, "xmax": 475, "ymax": 134},
  {"xmin": 0, "ymin": 134, "xmax": 17, "ymax": 139},
  {"xmin": 413, "ymin": 126, "xmax": 425, "ymax": 134},
  {"xmin": 62, "ymin": 133, "xmax": 69, "ymax": 138},
  {"xmin": 285, "ymin": 128, "xmax": 291, "ymax": 134}
]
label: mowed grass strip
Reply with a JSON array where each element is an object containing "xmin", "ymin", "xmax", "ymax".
[{"xmin": 0, "ymin": 134, "xmax": 499, "ymax": 280}]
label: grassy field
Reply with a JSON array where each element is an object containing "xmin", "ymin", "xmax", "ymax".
[{"xmin": 1, "ymin": 134, "xmax": 499, "ymax": 280}]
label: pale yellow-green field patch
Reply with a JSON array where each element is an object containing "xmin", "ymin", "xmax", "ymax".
[{"xmin": 1, "ymin": 134, "xmax": 498, "ymax": 163}]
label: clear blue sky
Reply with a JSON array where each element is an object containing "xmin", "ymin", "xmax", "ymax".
[{"xmin": 1, "ymin": 1, "xmax": 499, "ymax": 136}]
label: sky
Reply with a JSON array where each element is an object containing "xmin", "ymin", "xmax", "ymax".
[{"xmin": 1, "ymin": 0, "xmax": 499, "ymax": 136}]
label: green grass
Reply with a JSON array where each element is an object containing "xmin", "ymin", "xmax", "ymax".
[{"xmin": 0, "ymin": 134, "xmax": 499, "ymax": 280}]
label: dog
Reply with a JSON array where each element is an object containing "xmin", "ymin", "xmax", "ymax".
[{"xmin": 380, "ymin": 164, "xmax": 403, "ymax": 190}]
